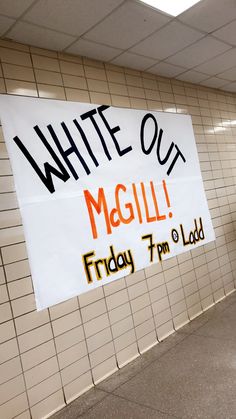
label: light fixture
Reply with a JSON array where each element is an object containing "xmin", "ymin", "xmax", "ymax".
[{"xmin": 139, "ymin": 0, "xmax": 202, "ymax": 17}]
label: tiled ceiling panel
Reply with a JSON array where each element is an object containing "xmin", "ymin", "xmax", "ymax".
[
  {"xmin": 130, "ymin": 21, "xmax": 205, "ymax": 60},
  {"xmin": 176, "ymin": 70, "xmax": 209, "ymax": 83},
  {"xmin": 0, "ymin": 0, "xmax": 35, "ymax": 18},
  {"xmin": 1, "ymin": 0, "xmax": 236, "ymax": 92},
  {"xmin": 111, "ymin": 51, "xmax": 157, "ymax": 70},
  {"xmin": 217, "ymin": 67, "xmax": 236, "ymax": 82},
  {"xmin": 179, "ymin": 0, "xmax": 236, "ymax": 33},
  {"xmin": 7, "ymin": 21, "xmax": 76, "ymax": 51},
  {"xmin": 195, "ymin": 48, "xmax": 236, "ymax": 76},
  {"xmin": 23, "ymin": 0, "xmax": 124, "ymax": 37},
  {"xmin": 147, "ymin": 62, "xmax": 186, "ymax": 77},
  {"xmin": 223, "ymin": 82, "xmax": 236, "ymax": 92},
  {"xmin": 166, "ymin": 36, "xmax": 231, "ymax": 68},
  {"xmin": 83, "ymin": 1, "xmax": 170, "ymax": 49},
  {"xmin": 0, "ymin": 16, "xmax": 15, "ymax": 36},
  {"xmin": 213, "ymin": 21, "xmax": 236, "ymax": 46},
  {"xmin": 66, "ymin": 39, "xmax": 122, "ymax": 61},
  {"xmin": 200, "ymin": 77, "xmax": 229, "ymax": 88}
]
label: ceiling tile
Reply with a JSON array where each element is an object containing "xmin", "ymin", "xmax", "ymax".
[
  {"xmin": 195, "ymin": 48, "xmax": 236, "ymax": 75},
  {"xmin": 84, "ymin": 0, "xmax": 170, "ymax": 49},
  {"xmin": 176, "ymin": 70, "xmax": 209, "ymax": 83},
  {"xmin": 217, "ymin": 67, "xmax": 236, "ymax": 82},
  {"xmin": 111, "ymin": 52, "xmax": 157, "ymax": 71},
  {"xmin": 179, "ymin": 0, "xmax": 236, "ymax": 33},
  {"xmin": 213, "ymin": 20, "xmax": 236, "ymax": 46},
  {"xmin": 23, "ymin": 0, "xmax": 123, "ymax": 37},
  {"xmin": 66, "ymin": 39, "xmax": 122, "ymax": 61},
  {"xmin": 200, "ymin": 77, "xmax": 229, "ymax": 88},
  {"xmin": 166, "ymin": 36, "xmax": 230, "ymax": 68},
  {"xmin": 148, "ymin": 62, "xmax": 186, "ymax": 77},
  {"xmin": 131, "ymin": 21, "xmax": 204, "ymax": 60},
  {"xmin": 0, "ymin": 0, "xmax": 34, "ymax": 18},
  {"xmin": 0, "ymin": 15, "xmax": 15, "ymax": 36},
  {"xmin": 7, "ymin": 22, "xmax": 76, "ymax": 51},
  {"xmin": 221, "ymin": 82, "xmax": 236, "ymax": 92}
]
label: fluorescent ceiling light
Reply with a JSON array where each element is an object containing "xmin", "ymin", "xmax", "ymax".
[{"xmin": 139, "ymin": 0, "xmax": 202, "ymax": 17}]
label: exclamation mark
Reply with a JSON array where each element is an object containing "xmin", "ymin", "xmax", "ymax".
[{"xmin": 163, "ymin": 180, "xmax": 172, "ymax": 218}]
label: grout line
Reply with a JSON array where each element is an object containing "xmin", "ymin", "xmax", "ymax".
[
  {"xmin": 0, "ymin": 247, "xmax": 32, "ymax": 417},
  {"xmin": 77, "ymin": 297, "xmax": 96, "ymax": 389},
  {"xmin": 61, "ymin": 0, "xmax": 128, "ymax": 53}
]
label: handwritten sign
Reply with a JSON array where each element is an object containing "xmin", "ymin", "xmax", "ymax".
[{"xmin": 0, "ymin": 95, "xmax": 215, "ymax": 310}]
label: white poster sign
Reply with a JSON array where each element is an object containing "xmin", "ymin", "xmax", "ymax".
[{"xmin": 0, "ymin": 95, "xmax": 215, "ymax": 310}]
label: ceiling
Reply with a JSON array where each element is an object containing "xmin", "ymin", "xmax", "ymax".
[{"xmin": 1, "ymin": 0, "xmax": 236, "ymax": 92}]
